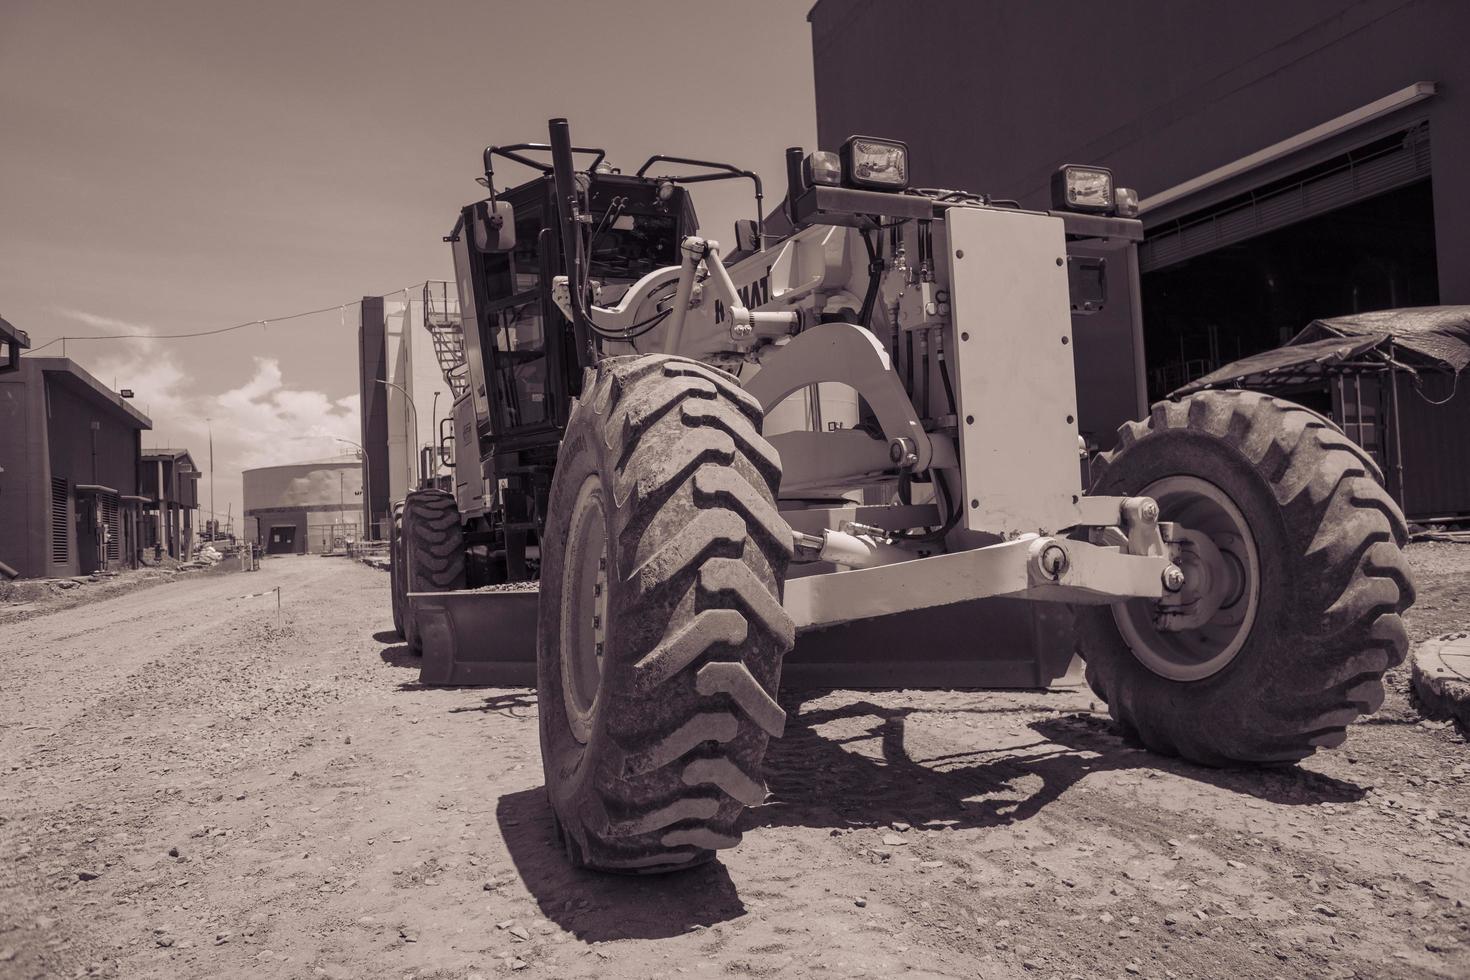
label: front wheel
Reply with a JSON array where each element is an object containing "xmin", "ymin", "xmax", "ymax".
[
  {"xmin": 537, "ymin": 354, "xmax": 795, "ymax": 873},
  {"xmin": 1076, "ymin": 391, "xmax": 1415, "ymax": 766}
]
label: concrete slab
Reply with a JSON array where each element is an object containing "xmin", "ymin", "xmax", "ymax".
[{"xmin": 1412, "ymin": 630, "xmax": 1470, "ymax": 727}]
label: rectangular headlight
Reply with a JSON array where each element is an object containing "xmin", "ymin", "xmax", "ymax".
[
  {"xmin": 841, "ymin": 136, "xmax": 908, "ymax": 190},
  {"xmin": 1051, "ymin": 164, "xmax": 1115, "ymax": 214},
  {"xmin": 1114, "ymin": 186, "xmax": 1140, "ymax": 218},
  {"xmin": 803, "ymin": 150, "xmax": 842, "ymax": 188}
]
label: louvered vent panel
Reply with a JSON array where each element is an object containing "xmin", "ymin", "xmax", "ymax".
[{"xmin": 50, "ymin": 477, "xmax": 69, "ymax": 565}]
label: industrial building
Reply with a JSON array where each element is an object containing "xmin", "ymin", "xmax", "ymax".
[
  {"xmin": 243, "ymin": 457, "xmax": 364, "ymax": 555},
  {"xmin": 357, "ymin": 284, "xmax": 455, "ymax": 539},
  {"xmin": 0, "ymin": 356, "xmax": 152, "ymax": 578},
  {"xmin": 808, "ymin": 0, "xmax": 1470, "ymax": 454},
  {"xmin": 140, "ymin": 448, "xmax": 201, "ymax": 561}
]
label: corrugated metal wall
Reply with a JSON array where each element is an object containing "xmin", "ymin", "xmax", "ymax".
[{"xmin": 1393, "ymin": 371, "xmax": 1470, "ymax": 519}]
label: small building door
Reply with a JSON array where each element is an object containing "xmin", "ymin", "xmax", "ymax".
[{"xmin": 266, "ymin": 525, "xmax": 297, "ymax": 554}]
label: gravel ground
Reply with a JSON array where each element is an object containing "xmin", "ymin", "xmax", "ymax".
[
  {"xmin": 0, "ymin": 560, "xmax": 238, "ymax": 629},
  {"xmin": 1, "ymin": 546, "xmax": 1467, "ymax": 979}
]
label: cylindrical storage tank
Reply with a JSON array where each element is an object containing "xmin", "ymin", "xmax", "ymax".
[{"xmin": 242, "ymin": 457, "xmax": 365, "ymax": 555}]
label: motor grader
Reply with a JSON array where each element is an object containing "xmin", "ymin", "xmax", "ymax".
[{"xmin": 390, "ymin": 117, "xmax": 1413, "ymax": 874}]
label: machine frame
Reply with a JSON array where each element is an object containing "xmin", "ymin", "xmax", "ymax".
[{"xmin": 412, "ymin": 119, "xmax": 1187, "ymax": 683}]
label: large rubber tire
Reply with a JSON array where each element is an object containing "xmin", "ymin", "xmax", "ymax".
[
  {"xmin": 401, "ymin": 489, "xmax": 466, "ymax": 655},
  {"xmin": 1076, "ymin": 390, "xmax": 1415, "ymax": 766},
  {"xmin": 537, "ymin": 354, "xmax": 795, "ymax": 873},
  {"xmin": 389, "ymin": 501, "xmax": 406, "ymax": 639}
]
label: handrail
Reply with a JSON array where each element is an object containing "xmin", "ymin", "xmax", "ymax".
[
  {"xmin": 634, "ymin": 154, "xmax": 765, "ymax": 249},
  {"xmin": 482, "ymin": 142, "xmax": 607, "ymax": 189}
]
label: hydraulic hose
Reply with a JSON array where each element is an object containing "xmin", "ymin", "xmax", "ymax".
[{"xmin": 858, "ymin": 230, "xmax": 882, "ymax": 329}]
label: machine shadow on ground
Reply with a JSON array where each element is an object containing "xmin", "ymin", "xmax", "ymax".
[
  {"xmin": 440, "ymin": 679, "xmax": 1369, "ymax": 932},
  {"xmin": 450, "ymin": 690, "xmax": 538, "ymax": 717},
  {"xmin": 495, "ymin": 787, "xmax": 748, "ymax": 942},
  {"xmin": 373, "ymin": 629, "xmax": 417, "ymax": 670},
  {"xmin": 749, "ymin": 691, "xmax": 1368, "ymax": 837}
]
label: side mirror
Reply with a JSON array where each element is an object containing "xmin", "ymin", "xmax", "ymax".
[
  {"xmin": 472, "ymin": 199, "xmax": 516, "ymax": 252},
  {"xmin": 734, "ymin": 218, "xmax": 760, "ymax": 253}
]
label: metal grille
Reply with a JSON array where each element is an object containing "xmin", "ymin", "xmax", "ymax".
[
  {"xmin": 50, "ymin": 477, "xmax": 69, "ymax": 565},
  {"xmin": 101, "ymin": 493, "xmax": 120, "ymax": 562},
  {"xmin": 1142, "ymin": 123, "xmax": 1431, "ymax": 273},
  {"xmin": 307, "ymin": 521, "xmax": 361, "ymax": 555},
  {"xmin": 424, "ymin": 280, "xmax": 469, "ymax": 398}
]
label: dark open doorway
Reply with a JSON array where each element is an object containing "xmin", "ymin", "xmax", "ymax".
[
  {"xmin": 1141, "ymin": 179, "xmax": 1439, "ymax": 400},
  {"xmin": 266, "ymin": 525, "xmax": 297, "ymax": 555}
]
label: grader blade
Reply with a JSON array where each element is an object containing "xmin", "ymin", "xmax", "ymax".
[
  {"xmin": 411, "ymin": 589, "xmax": 539, "ymax": 686},
  {"xmin": 409, "ymin": 586, "xmax": 1081, "ymax": 690}
]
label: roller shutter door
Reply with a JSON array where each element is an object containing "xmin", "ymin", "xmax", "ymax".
[{"xmin": 1141, "ymin": 123, "xmax": 1431, "ymax": 273}]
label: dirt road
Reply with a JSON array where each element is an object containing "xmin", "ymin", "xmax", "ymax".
[{"xmin": 3, "ymin": 550, "xmax": 1468, "ymax": 980}]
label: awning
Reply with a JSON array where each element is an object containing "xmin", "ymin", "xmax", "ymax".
[
  {"xmin": 121, "ymin": 494, "xmax": 151, "ymax": 506},
  {"xmin": 0, "ymin": 315, "xmax": 29, "ymax": 374},
  {"xmin": 75, "ymin": 484, "xmax": 119, "ymax": 496}
]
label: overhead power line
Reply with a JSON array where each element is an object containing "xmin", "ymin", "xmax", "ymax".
[{"xmin": 21, "ymin": 285, "xmax": 424, "ymax": 357}]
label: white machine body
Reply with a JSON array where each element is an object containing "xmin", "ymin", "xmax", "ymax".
[{"xmin": 945, "ymin": 206, "xmax": 1083, "ymax": 534}]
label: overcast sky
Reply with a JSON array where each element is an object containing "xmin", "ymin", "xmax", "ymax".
[{"xmin": 0, "ymin": 0, "xmax": 817, "ymax": 530}]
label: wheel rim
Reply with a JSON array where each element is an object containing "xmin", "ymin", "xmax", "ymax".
[
  {"xmin": 559, "ymin": 476, "xmax": 609, "ymax": 744},
  {"xmin": 1112, "ymin": 475, "xmax": 1261, "ymax": 682}
]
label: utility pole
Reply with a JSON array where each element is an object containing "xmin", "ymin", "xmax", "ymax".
[{"xmin": 206, "ymin": 418, "xmax": 215, "ymax": 540}]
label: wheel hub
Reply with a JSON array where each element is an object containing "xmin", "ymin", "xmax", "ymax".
[
  {"xmin": 560, "ymin": 477, "xmax": 608, "ymax": 743},
  {"xmin": 1112, "ymin": 475, "xmax": 1261, "ymax": 681}
]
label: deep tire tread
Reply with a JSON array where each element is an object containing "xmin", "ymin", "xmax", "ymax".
[
  {"xmin": 539, "ymin": 355, "xmax": 793, "ymax": 872},
  {"xmin": 388, "ymin": 502, "xmax": 406, "ymax": 638},
  {"xmin": 1079, "ymin": 390, "xmax": 1414, "ymax": 767}
]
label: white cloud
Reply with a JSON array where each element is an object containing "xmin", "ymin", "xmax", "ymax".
[
  {"xmin": 215, "ymin": 357, "xmax": 361, "ymax": 469},
  {"xmin": 66, "ymin": 338, "xmax": 359, "ymax": 528},
  {"xmin": 51, "ymin": 307, "xmax": 156, "ymax": 334}
]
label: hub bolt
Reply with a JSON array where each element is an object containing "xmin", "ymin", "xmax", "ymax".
[
  {"xmin": 1161, "ymin": 564, "xmax": 1186, "ymax": 592},
  {"xmin": 1039, "ymin": 544, "xmax": 1068, "ymax": 578}
]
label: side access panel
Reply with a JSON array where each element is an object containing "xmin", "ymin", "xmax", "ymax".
[
  {"xmin": 451, "ymin": 393, "xmax": 488, "ymax": 519},
  {"xmin": 947, "ymin": 207, "xmax": 1082, "ymax": 534}
]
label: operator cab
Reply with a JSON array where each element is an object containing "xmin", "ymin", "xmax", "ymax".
[{"xmin": 450, "ymin": 154, "xmax": 697, "ymax": 453}]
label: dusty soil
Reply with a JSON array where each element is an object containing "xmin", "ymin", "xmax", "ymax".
[
  {"xmin": 2, "ymin": 547, "xmax": 1468, "ymax": 980},
  {"xmin": 0, "ymin": 558, "xmax": 242, "ymax": 628}
]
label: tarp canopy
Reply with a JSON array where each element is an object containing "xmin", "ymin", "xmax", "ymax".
[
  {"xmin": 1294, "ymin": 306, "xmax": 1470, "ymax": 372},
  {"xmin": 1173, "ymin": 306, "xmax": 1470, "ymax": 396}
]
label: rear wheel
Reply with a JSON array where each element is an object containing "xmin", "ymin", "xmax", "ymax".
[
  {"xmin": 537, "ymin": 354, "xmax": 795, "ymax": 873},
  {"xmin": 389, "ymin": 502, "xmax": 406, "ymax": 639},
  {"xmin": 400, "ymin": 489, "xmax": 466, "ymax": 655},
  {"xmin": 1077, "ymin": 391, "xmax": 1415, "ymax": 766}
]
